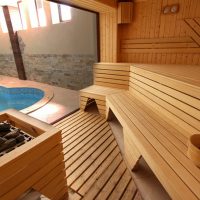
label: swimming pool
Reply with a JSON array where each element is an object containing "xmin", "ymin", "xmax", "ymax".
[{"xmin": 0, "ymin": 86, "xmax": 44, "ymax": 112}]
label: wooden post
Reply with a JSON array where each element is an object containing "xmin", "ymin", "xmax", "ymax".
[{"xmin": 3, "ymin": 6, "xmax": 26, "ymax": 80}]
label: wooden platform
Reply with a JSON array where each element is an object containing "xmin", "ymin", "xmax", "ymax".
[{"xmin": 54, "ymin": 111, "xmax": 142, "ymax": 200}]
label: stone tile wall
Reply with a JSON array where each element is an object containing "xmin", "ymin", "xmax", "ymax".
[
  {"xmin": 0, "ymin": 54, "xmax": 18, "ymax": 77},
  {"xmin": 0, "ymin": 54, "xmax": 96, "ymax": 90},
  {"xmin": 23, "ymin": 54, "xmax": 97, "ymax": 90}
]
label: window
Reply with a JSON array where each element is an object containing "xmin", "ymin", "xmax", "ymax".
[
  {"xmin": 28, "ymin": 0, "xmax": 46, "ymax": 28},
  {"xmin": 0, "ymin": 3, "xmax": 27, "ymax": 33},
  {"xmin": 18, "ymin": 2, "xmax": 27, "ymax": 30},
  {"xmin": 59, "ymin": 4, "xmax": 71, "ymax": 22},
  {"xmin": 9, "ymin": 7, "xmax": 23, "ymax": 31},
  {"xmin": 36, "ymin": 0, "xmax": 46, "ymax": 27},
  {"xmin": 50, "ymin": 2, "xmax": 71, "ymax": 24},
  {"xmin": 0, "ymin": 0, "xmax": 71, "ymax": 33},
  {"xmin": 0, "ymin": 7, "xmax": 8, "ymax": 33},
  {"xmin": 49, "ymin": 2, "xmax": 59, "ymax": 24}
]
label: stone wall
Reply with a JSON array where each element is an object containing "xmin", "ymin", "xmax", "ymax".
[
  {"xmin": 23, "ymin": 54, "xmax": 96, "ymax": 90},
  {"xmin": 0, "ymin": 54, "xmax": 18, "ymax": 77},
  {"xmin": 0, "ymin": 5, "xmax": 97, "ymax": 90}
]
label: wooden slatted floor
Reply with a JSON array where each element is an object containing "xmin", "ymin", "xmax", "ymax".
[{"xmin": 54, "ymin": 111, "xmax": 142, "ymax": 200}]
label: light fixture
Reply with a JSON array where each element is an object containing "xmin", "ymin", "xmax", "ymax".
[
  {"xmin": 0, "ymin": 0, "xmax": 21, "ymax": 7},
  {"xmin": 162, "ymin": 4, "xmax": 179, "ymax": 14},
  {"xmin": 171, "ymin": 4, "xmax": 179, "ymax": 13},
  {"xmin": 163, "ymin": 6, "xmax": 171, "ymax": 14}
]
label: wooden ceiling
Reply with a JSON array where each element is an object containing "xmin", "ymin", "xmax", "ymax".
[
  {"xmin": 94, "ymin": 0, "xmax": 117, "ymax": 8},
  {"xmin": 48, "ymin": 0, "xmax": 117, "ymax": 12}
]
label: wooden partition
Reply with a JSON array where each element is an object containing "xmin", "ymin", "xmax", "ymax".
[
  {"xmin": 118, "ymin": 0, "xmax": 200, "ymax": 65},
  {"xmin": 0, "ymin": 110, "xmax": 67, "ymax": 200}
]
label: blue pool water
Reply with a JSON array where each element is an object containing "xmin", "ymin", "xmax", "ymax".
[{"xmin": 0, "ymin": 86, "xmax": 44, "ymax": 111}]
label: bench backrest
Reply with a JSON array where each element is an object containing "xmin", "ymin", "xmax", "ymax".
[
  {"xmin": 93, "ymin": 63, "xmax": 130, "ymax": 90},
  {"xmin": 129, "ymin": 65, "xmax": 200, "ymax": 138}
]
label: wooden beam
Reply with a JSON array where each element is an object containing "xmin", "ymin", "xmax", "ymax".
[
  {"xmin": 94, "ymin": 0, "xmax": 117, "ymax": 8},
  {"xmin": 48, "ymin": 0, "xmax": 97, "ymax": 13},
  {"xmin": 3, "ymin": 6, "xmax": 26, "ymax": 80}
]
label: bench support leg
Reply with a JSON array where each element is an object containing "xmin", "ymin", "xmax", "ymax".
[
  {"xmin": 124, "ymin": 128, "xmax": 142, "ymax": 171},
  {"xmin": 96, "ymin": 102, "xmax": 106, "ymax": 117},
  {"xmin": 106, "ymin": 106, "xmax": 114, "ymax": 121},
  {"xmin": 80, "ymin": 96, "xmax": 96, "ymax": 111},
  {"xmin": 80, "ymin": 96, "xmax": 89, "ymax": 111}
]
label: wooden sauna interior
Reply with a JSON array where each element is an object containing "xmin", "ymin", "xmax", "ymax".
[
  {"xmin": 0, "ymin": 0, "xmax": 200, "ymax": 200},
  {"xmin": 60, "ymin": 0, "xmax": 200, "ymax": 65}
]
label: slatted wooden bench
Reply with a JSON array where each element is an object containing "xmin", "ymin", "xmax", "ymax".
[
  {"xmin": 106, "ymin": 65, "xmax": 200, "ymax": 200},
  {"xmin": 80, "ymin": 63, "xmax": 130, "ymax": 116}
]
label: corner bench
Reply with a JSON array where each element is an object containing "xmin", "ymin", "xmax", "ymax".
[
  {"xmin": 80, "ymin": 63, "xmax": 130, "ymax": 116},
  {"xmin": 106, "ymin": 66, "xmax": 200, "ymax": 200}
]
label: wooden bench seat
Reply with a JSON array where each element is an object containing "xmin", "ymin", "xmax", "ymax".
[
  {"xmin": 80, "ymin": 85, "xmax": 124, "ymax": 116},
  {"xmin": 106, "ymin": 65, "xmax": 200, "ymax": 200},
  {"xmin": 80, "ymin": 63, "xmax": 130, "ymax": 116}
]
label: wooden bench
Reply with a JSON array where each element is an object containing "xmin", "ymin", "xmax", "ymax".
[
  {"xmin": 106, "ymin": 65, "xmax": 200, "ymax": 200},
  {"xmin": 80, "ymin": 63, "xmax": 130, "ymax": 116}
]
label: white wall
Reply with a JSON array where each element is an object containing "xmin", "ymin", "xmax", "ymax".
[
  {"xmin": 17, "ymin": 3, "xmax": 97, "ymax": 55},
  {"xmin": 0, "ymin": 1, "xmax": 98, "ymax": 88},
  {"xmin": 0, "ymin": 1, "xmax": 97, "ymax": 55},
  {"xmin": 0, "ymin": 33, "xmax": 12, "ymax": 54}
]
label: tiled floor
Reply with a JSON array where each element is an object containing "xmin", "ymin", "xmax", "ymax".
[
  {"xmin": 0, "ymin": 75, "xmax": 79, "ymax": 124},
  {"xmin": 29, "ymin": 85, "xmax": 79, "ymax": 124}
]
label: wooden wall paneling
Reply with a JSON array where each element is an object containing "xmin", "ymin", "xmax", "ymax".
[
  {"xmin": 154, "ymin": 0, "xmax": 161, "ymax": 38},
  {"xmin": 109, "ymin": 12, "xmax": 113, "ymax": 61},
  {"xmin": 104, "ymin": 13, "xmax": 109, "ymax": 61},
  {"xmin": 179, "ymin": 0, "xmax": 188, "ymax": 36},
  {"xmin": 171, "ymin": 0, "xmax": 180, "ymax": 62},
  {"xmin": 149, "ymin": 0, "xmax": 156, "ymax": 39},
  {"xmin": 139, "ymin": 0, "xmax": 146, "ymax": 41},
  {"xmin": 118, "ymin": 0, "xmax": 200, "ymax": 65},
  {"xmin": 147, "ymin": 0, "xmax": 153, "ymax": 38},
  {"xmin": 159, "ymin": 0, "xmax": 167, "ymax": 38},
  {"xmin": 189, "ymin": 0, "xmax": 197, "ymax": 18},
  {"xmin": 164, "ymin": 0, "xmax": 175, "ymax": 38},
  {"xmin": 146, "ymin": 0, "xmax": 152, "ymax": 38},
  {"xmin": 158, "ymin": 0, "xmax": 168, "ymax": 63},
  {"xmin": 193, "ymin": 54, "xmax": 199, "ymax": 65},
  {"xmin": 106, "ymin": 12, "xmax": 111, "ymax": 61},
  {"xmin": 171, "ymin": 54, "xmax": 176, "ymax": 64},
  {"xmin": 172, "ymin": 0, "xmax": 180, "ymax": 37},
  {"xmin": 99, "ymin": 11, "xmax": 117, "ymax": 62},
  {"xmin": 100, "ymin": 12, "xmax": 106, "ymax": 61},
  {"xmin": 175, "ymin": 0, "xmax": 182, "ymax": 37},
  {"xmin": 135, "ymin": 2, "xmax": 142, "ymax": 38},
  {"xmin": 95, "ymin": 0, "xmax": 117, "ymax": 8},
  {"xmin": 118, "ymin": 2, "xmax": 133, "ymax": 24},
  {"xmin": 195, "ymin": 0, "xmax": 200, "ymax": 17},
  {"xmin": 112, "ymin": 12, "xmax": 117, "ymax": 62}
]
